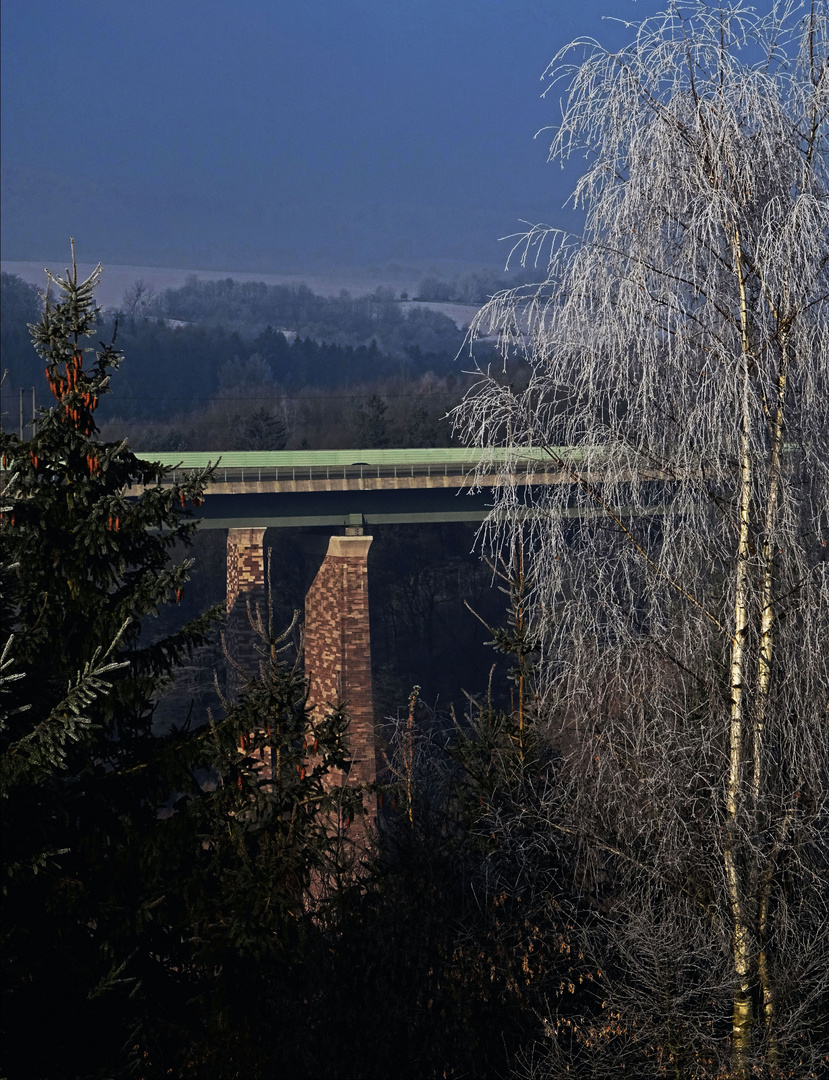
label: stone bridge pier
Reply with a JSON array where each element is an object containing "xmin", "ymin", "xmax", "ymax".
[
  {"xmin": 225, "ymin": 527, "xmax": 377, "ymax": 789},
  {"xmin": 225, "ymin": 527, "xmax": 268, "ymax": 697}
]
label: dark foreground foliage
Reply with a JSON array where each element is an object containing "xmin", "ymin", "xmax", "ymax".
[
  {"xmin": 0, "ymin": 255, "xmax": 361, "ymax": 1079},
  {"xmin": 4, "ymin": 238, "xmax": 825, "ymax": 1078},
  {"xmin": 0, "ymin": 252, "xmax": 585, "ymax": 1075}
]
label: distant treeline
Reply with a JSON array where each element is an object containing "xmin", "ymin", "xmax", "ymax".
[
  {"xmin": 99, "ymin": 372, "xmax": 466, "ymax": 453},
  {"xmin": 1, "ymin": 273, "xmax": 42, "ymax": 392},
  {"xmin": 144, "ymin": 275, "xmax": 467, "ymax": 358},
  {"xmin": 147, "ymin": 268, "xmax": 524, "ymax": 329},
  {"xmin": 98, "ymin": 318, "xmax": 464, "ymax": 420}
]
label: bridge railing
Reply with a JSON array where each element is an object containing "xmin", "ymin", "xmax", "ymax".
[
  {"xmin": 156, "ymin": 460, "xmax": 582, "ymax": 486},
  {"xmin": 135, "ymin": 448, "xmax": 585, "ymax": 487},
  {"xmin": 158, "ymin": 461, "xmax": 504, "ymax": 485}
]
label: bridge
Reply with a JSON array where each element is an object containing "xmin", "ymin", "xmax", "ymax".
[
  {"xmin": 137, "ymin": 446, "xmax": 587, "ymax": 529},
  {"xmin": 136, "ymin": 446, "xmax": 625, "ymax": 797}
]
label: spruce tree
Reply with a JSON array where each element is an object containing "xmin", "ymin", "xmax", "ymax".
[
  {"xmin": 0, "ymin": 252, "xmax": 221, "ymax": 1075},
  {"xmin": 0, "ymin": 251, "xmax": 360, "ymax": 1077}
]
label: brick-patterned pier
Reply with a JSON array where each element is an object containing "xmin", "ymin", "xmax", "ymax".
[
  {"xmin": 225, "ymin": 527, "xmax": 267, "ymax": 696},
  {"xmin": 304, "ymin": 534, "xmax": 375, "ymax": 789},
  {"xmin": 225, "ymin": 527, "xmax": 376, "ymax": 789}
]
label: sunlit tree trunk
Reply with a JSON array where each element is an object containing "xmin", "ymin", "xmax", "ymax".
[{"xmin": 725, "ymin": 228, "xmax": 755, "ymax": 1075}]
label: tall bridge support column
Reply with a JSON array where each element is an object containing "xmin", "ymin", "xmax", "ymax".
[
  {"xmin": 304, "ymin": 534, "xmax": 376, "ymax": 790},
  {"xmin": 225, "ymin": 527, "xmax": 268, "ymax": 694}
]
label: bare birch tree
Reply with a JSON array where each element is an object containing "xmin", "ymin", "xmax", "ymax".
[{"xmin": 453, "ymin": 3, "xmax": 828, "ymax": 1076}]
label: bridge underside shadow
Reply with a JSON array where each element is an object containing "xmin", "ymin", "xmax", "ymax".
[{"xmin": 197, "ymin": 486, "xmax": 493, "ymax": 531}]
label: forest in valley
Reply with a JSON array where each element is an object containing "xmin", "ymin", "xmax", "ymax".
[
  {"xmin": 1, "ymin": 265, "xmax": 518, "ymax": 452},
  {"xmin": 2, "ymin": 5, "xmax": 828, "ymax": 1080}
]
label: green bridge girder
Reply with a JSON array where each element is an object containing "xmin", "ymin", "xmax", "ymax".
[{"xmin": 140, "ymin": 447, "xmax": 581, "ymax": 472}]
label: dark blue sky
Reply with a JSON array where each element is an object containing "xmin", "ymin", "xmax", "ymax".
[{"xmin": 2, "ymin": 0, "xmax": 665, "ymax": 274}]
